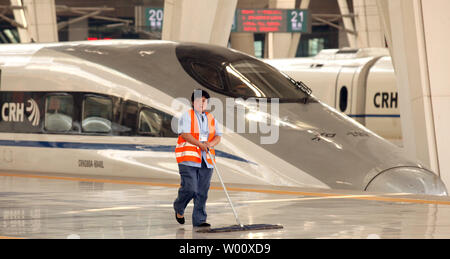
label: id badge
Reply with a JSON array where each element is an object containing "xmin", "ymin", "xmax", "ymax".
[{"xmin": 200, "ymin": 133, "xmax": 208, "ymax": 142}]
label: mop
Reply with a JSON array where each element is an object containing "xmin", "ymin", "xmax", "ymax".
[{"xmin": 196, "ymin": 149, "xmax": 283, "ymax": 233}]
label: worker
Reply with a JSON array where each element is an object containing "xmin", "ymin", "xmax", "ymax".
[{"xmin": 173, "ymin": 89, "xmax": 222, "ymax": 227}]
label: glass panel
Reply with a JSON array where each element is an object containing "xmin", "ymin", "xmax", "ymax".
[
  {"xmin": 191, "ymin": 63, "xmax": 224, "ymax": 90},
  {"xmin": 309, "ymin": 38, "xmax": 325, "ymax": 57},
  {"xmin": 45, "ymin": 95, "xmax": 73, "ymax": 132},
  {"xmin": 139, "ymin": 107, "xmax": 177, "ymax": 138},
  {"xmin": 226, "ymin": 60, "xmax": 308, "ymax": 100},
  {"xmin": 82, "ymin": 96, "xmax": 112, "ymax": 133},
  {"xmin": 339, "ymin": 86, "xmax": 348, "ymax": 112},
  {"xmin": 120, "ymin": 101, "xmax": 138, "ymax": 135}
]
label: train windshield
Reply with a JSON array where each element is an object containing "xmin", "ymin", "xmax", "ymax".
[{"xmin": 225, "ymin": 60, "xmax": 310, "ymax": 101}]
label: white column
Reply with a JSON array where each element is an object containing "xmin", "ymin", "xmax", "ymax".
[
  {"xmin": 376, "ymin": 0, "xmax": 392, "ymax": 50},
  {"xmin": 10, "ymin": 0, "xmax": 31, "ymax": 43},
  {"xmin": 376, "ymin": 0, "xmax": 450, "ymax": 188},
  {"xmin": 210, "ymin": 0, "xmax": 238, "ymax": 46},
  {"xmin": 230, "ymin": 33, "xmax": 255, "ymax": 56},
  {"xmin": 68, "ymin": 18, "xmax": 88, "ymax": 41},
  {"xmin": 376, "ymin": 0, "xmax": 436, "ymax": 170},
  {"xmin": 353, "ymin": 0, "xmax": 384, "ymax": 48},
  {"xmin": 420, "ymin": 0, "xmax": 450, "ymax": 186},
  {"xmin": 266, "ymin": 0, "xmax": 295, "ymax": 58},
  {"xmin": 337, "ymin": 0, "xmax": 356, "ymax": 48},
  {"xmin": 23, "ymin": 0, "xmax": 58, "ymax": 42},
  {"xmin": 162, "ymin": 0, "xmax": 237, "ymax": 47}
]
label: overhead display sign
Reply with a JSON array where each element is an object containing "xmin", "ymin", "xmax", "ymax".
[
  {"xmin": 143, "ymin": 8, "xmax": 311, "ymax": 33},
  {"xmin": 145, "ymin": 8, "xmax": 164, "ymax": 31},
  {"xmin": 232, "ymin": 9, "xmax": 311, "ymax": 33}
]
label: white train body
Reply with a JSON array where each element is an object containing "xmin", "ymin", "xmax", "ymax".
[
  {"xmin": 0, "ymin": 41, "xmax": 327, "ymax": 188},
  {"xmin": 264, "ymin": 49, "xmax": 401, "ymax": 143}
]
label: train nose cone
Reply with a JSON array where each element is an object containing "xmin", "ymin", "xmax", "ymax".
[{"xmin": 365, "ymin": 167, "xmax": 448, "ymax": 196}]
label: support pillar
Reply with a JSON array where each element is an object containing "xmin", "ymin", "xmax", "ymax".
[
  {"xmin": 266, "ymin": 0, "xmax": 295, "ymax": 58},
  {"xmin": 22, "ymin": 0, "xmax": 58, "ymax": 42},
  {"xmin": 377, "ymin": 0, "xmax": 450, "ymax": 188},
  {"xmin": 354, "ymin": 0, "xmax": 384, "ymax": 48},
  {"xmin": 230, "ymin": 33, "xmax": 254, "ymax": 56},
  {"xmin": 337, "ymin": 0, "xmax": 356, "ymax": 48},
  {"xmin": 10, "ymin": 0, "xmax": 30, "ymax": 43},
  {"xmin": 162, "ymin": 0, "xmax": 237, "ymax": 47},
  {"xmin": 68, "ymin": 18, "xmax": 88, "ymax": 41}
]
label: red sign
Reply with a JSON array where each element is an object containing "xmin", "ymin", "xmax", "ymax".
[
  {"xmin": 232, "ymin": 9, "xmax": 310, "ymax": 33},
  {"xmin": 87, "ymin": 37, "xmax": 113, "ymax": 41},
  {"xmin": 236, "ymin": 9, "xmax": 286, "ymax": 33}
]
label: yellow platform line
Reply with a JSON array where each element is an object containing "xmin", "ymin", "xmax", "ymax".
[
  {"xmin": 0, "ymin": 236, "xmax": 25, "ymax": 239},
  {"xmin": 0, "ymin": 172, "xmax": 180, "ymax": 188},
  {"xmin": 1, "ymin": 172, "xmax": 450, "ymax": 206}
]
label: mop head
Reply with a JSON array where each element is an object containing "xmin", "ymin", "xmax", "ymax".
[{"xmin": 196, "ymin": 224, "xmax": 283, "ymax": 233}]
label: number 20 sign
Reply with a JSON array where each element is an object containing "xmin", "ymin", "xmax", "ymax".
[{"xmin": 146, "ymin": 8, "xmax": 164, "ymax": 31}]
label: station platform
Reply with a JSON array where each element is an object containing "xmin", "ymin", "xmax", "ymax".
[{"xmin": 1, "ymin": 171, "xmax": 450, "ymax": 239}]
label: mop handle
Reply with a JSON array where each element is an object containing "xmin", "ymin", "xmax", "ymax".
[{"xmin": 207, "ymin": 148, "xmax": 243, "ymax": 228}]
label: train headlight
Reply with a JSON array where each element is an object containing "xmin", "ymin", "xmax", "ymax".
[{"xmin": 365, "ymin": 167, "xmax": 448, "ymax": 196}]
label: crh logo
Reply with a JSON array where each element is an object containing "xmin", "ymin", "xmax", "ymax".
[
  {"xmin": 1, "ymin": 99, "xmax": 40, "ymax": 126},
  {"xmin": 26, "ymin": 99, "xmax": 40, "ymax": 126}
]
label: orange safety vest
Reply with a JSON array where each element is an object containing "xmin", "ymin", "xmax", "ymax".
[{"xmin": 175, "ymin": 109, "xmax": 216, "ymax": 165}]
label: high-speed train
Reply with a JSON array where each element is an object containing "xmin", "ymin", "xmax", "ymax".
[
  {"xmin": 264, "ymin": 48, "xmax": 401, "ymax": 144},
  {"xmin": 0, "ymin": 40, "xmax": 446, "ymax": 195}
]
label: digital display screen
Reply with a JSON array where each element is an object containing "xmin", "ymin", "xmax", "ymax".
[{"xmin": 232, "ymin": 9, "xmax": 310, "ymax": 33}]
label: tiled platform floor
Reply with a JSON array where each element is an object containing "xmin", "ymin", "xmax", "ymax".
[{"xmin": 1, "ymin": 172, "xmax": 450, "ymax": 239}]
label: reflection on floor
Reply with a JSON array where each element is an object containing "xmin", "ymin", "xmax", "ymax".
[{"xmin": 1, "ymin": 172, "xmax": 450, "ymax": 239}]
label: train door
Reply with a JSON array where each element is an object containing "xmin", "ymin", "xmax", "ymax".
[{"xmin": 335, "ymin": 66, "xmax": 360, "ymax": 123}]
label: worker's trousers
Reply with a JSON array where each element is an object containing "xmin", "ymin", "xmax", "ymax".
[{"xmin": 173, "ymin": 160, "xmax": 213, "ymax": 226}]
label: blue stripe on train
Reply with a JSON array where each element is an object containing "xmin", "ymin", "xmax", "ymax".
[
  {"xmin": 0, "ymin": 139, "xmax": 256, "ymax": 165},
  {"xmin": 348, "ymin": 114, "xmax": 400, "ymax": 118}
]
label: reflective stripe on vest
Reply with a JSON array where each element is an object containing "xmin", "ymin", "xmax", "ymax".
[{"xmin": 175, "ymin": 109, "xmax": 216, "ymax": 164}]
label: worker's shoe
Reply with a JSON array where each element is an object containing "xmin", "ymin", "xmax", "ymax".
[
  {"xmin": 175, "ymin": 212, "xmax": 185, "ymax": 225},
  {"xmin": 195, "ymin": 222, "xmax": 211, "ymax": 227}
]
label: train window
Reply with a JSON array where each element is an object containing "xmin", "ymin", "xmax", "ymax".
[
  {"xmin": 138, "ymin": 107, "xmax": 177, "ymax": 138},
  {"xmin": 191, "ymin": 62, "xmax": 225, "ymax": 90},
  {"xmin": 82, "ymin": 95, "xmax": 112, "ymax": 133},
  {"xmin": 119, "ymin": 101, "xmax": 138, "ymax": 135},
  {"xmin": 339, "ymin": 86, "xmax": 348, "ymax": 112},
  {"xmin": 44, "ymin": 95, "xmax": 74, "ymax": 132},
  {"xmin": 225, "ymin": 60, "xmax": 309, "ymax": 100}
]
